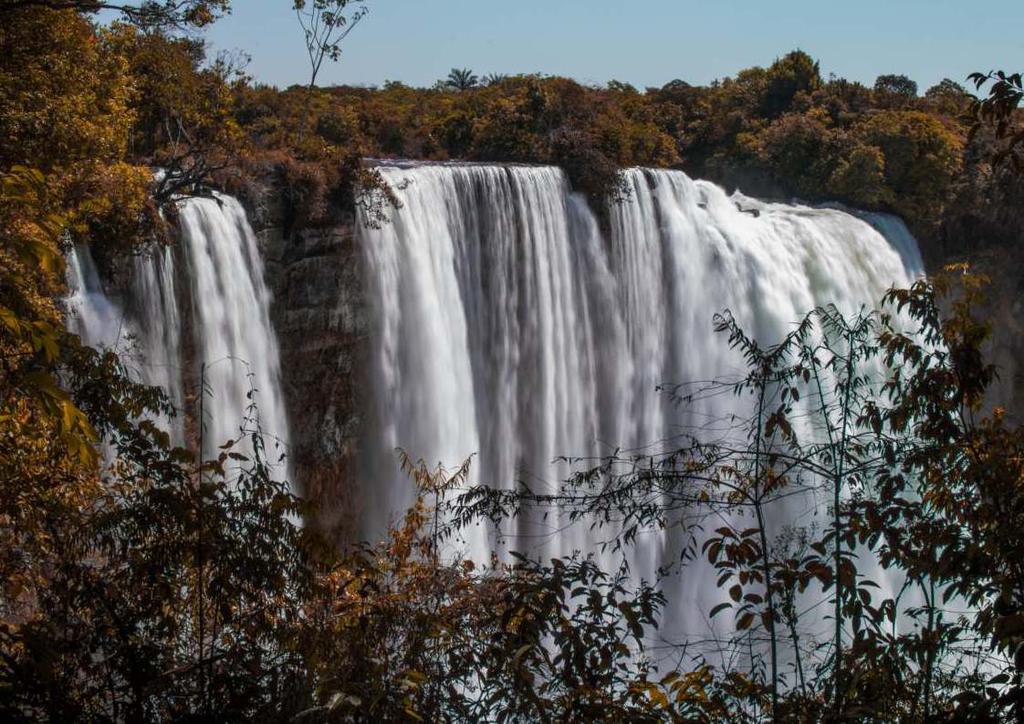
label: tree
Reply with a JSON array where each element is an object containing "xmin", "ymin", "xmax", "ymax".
[
  {"xmin": 105, "ymin": 24, "xmax": 245, "ymax": 203},
  {"xmin": 0, "ymin": 167, "xmax": 98, "ymax": 468},
  {"xmin": 445, "ymin": 68, "xmax": 479, "ymax": 91},
  {"xmin": 762, "ymin": 50, "xmax": 821, "ymax": 117},
  {"xmin": 293, "ymin": 0, "xmax": 368, "ymax": 137},
  {"xmin": 921, "ymin": 78, "xmax": 971, "ymax": 117},
  {"xmin": 855, "ymin": 110, "xmax": 963, "ymax": 222},
  {"xmin": 0, "ymin": 7, "xmax": 169, "ymax": 260},
  {"xmin": 1, "ymin": 367, "xmax": 315, "ymax": 720},
  {"xmin": 0, "ymin": 0, "xmax": 230, "ymax": 28},
  {"xmin": 969, "ymin": 69, "xmax": 1024, "ymax": 169},
  {"xmin": 827, "ymin": 143, "xmax": 887, "ymax": 207},
  {"xmin": 926, "ymin": 78, "xmax": 968, "ymax": 102},
  {"xmin": 875, "ymin": 73, "xmax": 919, "ymax": 98},
  {"xmin": 452, "ymin": 264, "xmax": 1024, "ymax": 720},
  {"xmin": 754, "ymin": 109, "xmax": 835, "ymax": 195},
  {"xmin": 292, "ymin": 455, "xmax": 673, "ymax": 722}
]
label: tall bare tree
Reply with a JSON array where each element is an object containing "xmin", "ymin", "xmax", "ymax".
[{"xmin": 293, "ymin": 0, "xmax": 368, "ymax": 138}]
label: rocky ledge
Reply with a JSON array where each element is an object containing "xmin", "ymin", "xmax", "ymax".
[{"xmin": 258, "ymin": 217, "xmax": 368, "ymax": 540}]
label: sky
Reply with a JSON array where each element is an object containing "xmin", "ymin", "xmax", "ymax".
[{"xmin": 204, "ymin": 0, "xmax": 1024, "ymax": 91}]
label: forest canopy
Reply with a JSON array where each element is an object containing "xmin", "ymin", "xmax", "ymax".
[
  {"xmin": 231, "ymin": 50, "xmax": 969, "ymax": 232},
  {"xmin": 219, "ymin": 48, "xmax": 1019, "ymax": 265}
]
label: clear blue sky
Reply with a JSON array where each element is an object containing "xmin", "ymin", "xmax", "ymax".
[{"xmin": 205, "ymin": 0, "xmax": 1024, "ymax": 91}]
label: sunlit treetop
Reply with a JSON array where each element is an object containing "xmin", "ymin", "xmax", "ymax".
[{"xmin": 0, "ymin": 0, "xmax": 230, "ymax": 29}]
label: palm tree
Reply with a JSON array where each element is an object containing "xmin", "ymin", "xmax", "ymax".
[
  {"xmin": 445, "ymin": 68, "xmax": 479, "ymax": 91},
  {"xmin": 483, "ymin": 73, "xmax": 509, "ymax": 86}
]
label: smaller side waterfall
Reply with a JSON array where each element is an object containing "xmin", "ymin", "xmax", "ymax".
[
  {"xmin": 178, "ymin": 196, "xmax": 290, "ymax": 464},
  {"xmin": 65, "ymin": 193, "xmax": 290, "ymax": 478},
  {"xmin": 127, "ymin": 244, "xmax": 184, "ymax": 443},
  {"xmin": 66, "ymin": 242, "xmax": 128, "ymax": 351}
]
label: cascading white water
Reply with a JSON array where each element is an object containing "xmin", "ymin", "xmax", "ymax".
[
  {"xmin": 65, "ymin": 193, "xmax": 290, "ymax": 477},
  {"xmin": 66, "ymin": 241, "xmax": 129, "ymax": 352},
  {"xmin": 177, "ymin": 196, "xmax": 290, "ymax": 466},
  {"xmin": 126, "ymin": 243, "xmax": 185, "ymax": 444},
  {"xmin": 358, "ymin": 163, "xmax": 924, "ymax": 660}
]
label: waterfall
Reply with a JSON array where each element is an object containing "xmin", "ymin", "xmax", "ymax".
[
  {"xmin": 358, "ymin": 163, "xmax": 923, "ymax": 656},
  {"xmin": 66, "ymin": 241, "xmax": 130, "ymax": 353},
  {"xmin": 176, "ymin": 196, "xmax": 290, "ymax": 467},
  {"xmin": 65, "ymin": 193, "xmax": 290, "ymax": 477}
]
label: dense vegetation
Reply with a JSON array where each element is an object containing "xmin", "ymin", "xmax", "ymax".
[
  {"xmin": 230, "ymin": 51, "xmax": 1011, "ymax": 251},
  {"xmin": 2, "ymin": 1, "xmax": 1024, "ymax": 721},
  {"xmin": 230, "ymin": 52, "xmax": 968, "ymax": 233},
  {"xmin": 267, "ymin": 55, "xmax": 966, "ymax": 222},
  {"xmin": 3, "ymin": 2, "xmax": 1013, "ymax": 247},
  {"xmin": 201, "ymin": 46, "xmax": 1016, "ymax": 263}
]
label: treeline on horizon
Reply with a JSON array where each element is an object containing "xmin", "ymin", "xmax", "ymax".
[
  {"xmin": 4, "ymin": 0, "xmax": 1022, "ymax": 259},
  {"xmin": 5, "ymin": 2, "xmax": 1024, "ymax": 722},
  {"xmin": 250, "ymin": 60, "xmax": 969, "ymax": 228},
  {"xmin": 113, "ymin": 31, "xmax": 1024, "ymax": 262},
  {"xmin": 192, "ymin": 47, "xmax": 1019, "ymax": 256}
]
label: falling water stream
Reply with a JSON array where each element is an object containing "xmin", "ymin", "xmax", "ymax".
[
  {"xmin": 358, "ymin": 163, "xmax": 925, "ymax": 663},
  {"xmin": 65, "ymin": 163, "xmax": 927, "ymax": 670},
  {"xmin": 66, "ymin": 193, "xmax": 290, "ymax": 477}
]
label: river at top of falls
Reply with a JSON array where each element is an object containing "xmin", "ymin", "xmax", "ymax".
[
  {"xmin": 357, "ymin": 162, "xmax": 925, "ymax": 662},
  {"xmin": 65, "ymin": 193, "xmax": 291, "ymax": 479}
]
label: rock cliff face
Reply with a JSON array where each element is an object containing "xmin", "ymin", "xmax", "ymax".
[
  {"xmin": 932, "ymin": 169, "xmax": 1024, "ymax": 418},
  {"xmin": 257, "ymin": 216, "xmax": 367, "ymax": 538},
  {"xmin": 968, "ymin": 248, "xmax": 1024, "ymax": 417}
]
